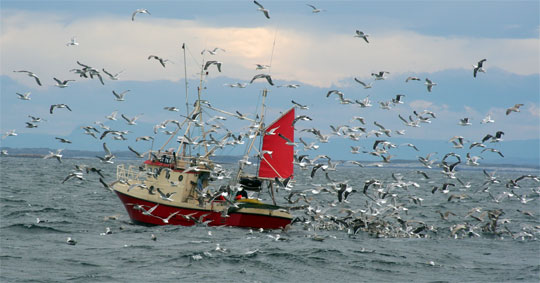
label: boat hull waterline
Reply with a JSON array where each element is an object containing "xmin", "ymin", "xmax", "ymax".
[{"xmin": 115, "ymin": 190, "xmax": 293, "ymax": 229}]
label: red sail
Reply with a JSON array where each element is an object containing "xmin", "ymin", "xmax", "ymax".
[{"xmin": 258, "ymin": 108, "xmax": 295, "ymax": 179}]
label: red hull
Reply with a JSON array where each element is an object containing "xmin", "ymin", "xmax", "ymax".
[{"xmin": 115, "ymin": 191, "xmax": 291, "ymax": 230}]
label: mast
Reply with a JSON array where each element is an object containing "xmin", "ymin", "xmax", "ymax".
[
  {"xmin": 182, "ymin": 43, "xmax": 190, "ymax": 115},
  {"xmin": 234, "ymin": 88, "xmax": 268, "ymax": 182}
]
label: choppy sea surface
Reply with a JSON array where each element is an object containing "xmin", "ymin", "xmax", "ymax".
[{"xmin": 1, "ymin": 156, "xmax": 539, "ymax": 282}]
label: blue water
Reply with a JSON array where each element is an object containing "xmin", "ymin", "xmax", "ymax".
[{"xmin": 1, "ymin": 156, "xmax": 539, "ymax": 282}]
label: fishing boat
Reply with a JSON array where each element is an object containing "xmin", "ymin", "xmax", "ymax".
[{"xmin": 111, "ymin": 75, "xmax": 295, "ymax": 229}]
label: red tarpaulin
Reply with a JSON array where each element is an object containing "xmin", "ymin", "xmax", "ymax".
[{"xmin": 258, "ymin": 108, "xmax": 295, "ymax": 179}]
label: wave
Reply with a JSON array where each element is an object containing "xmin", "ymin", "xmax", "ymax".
[{"xmin": 1, "ymin": 223, "xmax": 69, "ymax": 234}]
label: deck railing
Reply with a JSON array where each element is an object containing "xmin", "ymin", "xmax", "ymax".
[{"xmin": 116, "ymin": 164, "xmax": 146, "ymax": 181}]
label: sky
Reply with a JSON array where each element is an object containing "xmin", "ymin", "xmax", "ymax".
[{"xmin": 1, "ymin": 0, "xmax": 539, "ymax": 164}]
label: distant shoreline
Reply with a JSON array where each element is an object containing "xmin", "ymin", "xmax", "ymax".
[{"xmin": 1, "ymin": 147, "xmax": 538, "ymax": 170}]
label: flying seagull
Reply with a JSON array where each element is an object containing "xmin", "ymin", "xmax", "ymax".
[
  {"xmin": 50, "ymin": 104, "xmax": 72, "ymax": 114},
  {"xmin": 112, "ymin": 90, "xmax": 130, "ymax": 101},
  {"xmin": 425, "ymin": 78, "xmax": 437, "ymax": 92},
  {"xmin": 66, "ymin": 37, "xmax": 79, "ymax": 46},
  {"xmin": 201, "ymin": 47, "xmax": 226, "ymax": 55},
  {"xmin": 250, "ymin": 74, "xmax": 274, "ymax": 86},
  {"xmin": 371, "ymin": 71, "xmax": 389, "ymax": 80},
  {"xmin": 253, "ymin": 1, "xmax": 270, "ymax": 19},
  {"xmin": 354, "ymin": 30, "xmax": 370, "ymax": 43},
  {"xmin": 132, "ymin": 9, "xmax": 151, "ymax": 21},
  {"xmin": 473, "ymin": 59, "xmax": 487, "ymax": 78},
  {"xmin": 354, "ymin": 78, "xmax": 372, "ymax": 89},
  {"xmin": 148, "ymin": 55, "xmax": 171, "ymax": 68},
  {"xmin": 405, "ymin": 76, "xmax": 421, "ymax": 82},
  {"xmin": 306, "ymin": 4, "xmax": 324, "ymax": 13},
  {"xmin": 102, "ymin": 69, "xmax": 123, "ymax": 80},
  {"xmin": 204, "ymin": 60, "xmax": 222, "ymax": 72},
  {"xmin": 16, "ymin": 92, "xmax": 31, "ymax": 100},
  {"xmin": 506, "ymin": 104, "xmax": 524, "ymax": 115},
  {"xmin": 13, "ymin": 70, "xmax": 42, "ymax": 86},
  {"xmin": 54, "ymin": 78, "xmax": 75, "ymax": 88}
]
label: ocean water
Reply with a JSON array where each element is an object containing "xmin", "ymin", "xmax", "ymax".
[{"xmin": 1, "ymin": 156, "xmax": 539, "ymax": 282}]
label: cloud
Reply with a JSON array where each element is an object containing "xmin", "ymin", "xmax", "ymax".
[{"xmin": 1, "ymin": 10, "xmax": 539, "ymax": 88}]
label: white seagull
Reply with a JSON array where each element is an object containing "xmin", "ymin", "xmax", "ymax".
[
  {"xmin": 121, "ymin": 113, "xmax": 143, "ymax": 125},
  {"xmin": 50, "ymin": 104, "xmax": 72, "ymax": 114},
  {"xmin": 425, "ymin": 78, "xmax": 437, "ymax": 92},
  {"xmin": 253, "ymin": 1, "xmax": 270, "ymax": 19},
  {"xmin": 306, "ymin": 4, "xmax": 324, "ymax": 13},
  {"xmin": 354, "ymin": 30, "xmax": 370, "ymax": 43},
  {"xmin": 106, "ymin": 110, "xmax": 118, "ymax": 121},
  {"xmin": 506, "ymin": 104, "xmax": 524, "ymax": 115},
  {"xmin": 66, "ymin": 37, "xmax": 79, "ymax": 46},
  {"xmin": 102, "ymin": 69, "xmax": 123, "ymax": 80},
  {"xmin": 473, "ymin": 59, "xmax": 487, "ymax": 78},
  {"xmin": 250, "ymin": 74, "xmax": 274, "ymax": 85},
  {"xmin": 112, "ymin": 90, "xmax": 130, "ymax": 101},
  {"xmin": 16, "ymin": 92, "xmax": 31, "ymax": 100},
  {"xmin": 2, "ymin": 130, "xmax": 17, "ymax": 139},
  {"xmin": 201, "ymin": 47, "xmax": 226, "ymax": 55},
  {"xmin": 13, "ymin": 70, "xmax": 42, "ymax": 86},
  {"xmin": 54, "ymin": 78, "xmax": 75, "ymax": 88},
  {"xmin": 132, "ymin": 8, "xmax": 151, "ymax": 21},
  {"xmin": 354, "ymin": 78, "xmax": 372, "ymax": 89}
]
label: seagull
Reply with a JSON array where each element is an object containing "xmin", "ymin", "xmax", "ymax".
[
  {"xmin": 425, "ymin": 78, "xmax": 437, "ymax": 92},
  {"xmin": 55, "ymin": 137, "xmax": 72, "ymax": 144},
  {"xmin": 405, "ymin": 76, "xmax": 421, "ymax": 82},
  {"xmin": 291, "ymin": 100, "xmax": 309, "ymax": 110},
  {"xmin": 371, "ymin": 71, "xmax": 389, "ymax": 80},
  {"xmin": 136, "ymin": 136, "xmax": 154, "ymax": 142},
  {"xmin": 201, "ymin": 47, "xmax": 226, "ymax": 55},
  {"xmin": 121, "ymin": 113, "xmax": 143, "ymax": 125},
  {"xmin": 54, "ymin": 78, "xmax": 75, "ymax": 88},
  {"xmin": 62, "ymin": 171, "xmax": 84, "ymax": 184},
  {"xmin": 112, "ymin": 90, "xmax": 130, "ymax": 101},
  {"xmin": 157, "ymin": 188, "xmax": 177, "ymax": 201},
  {"xmin": 148, "ymin": 55, "xmax": 171, "ymax": 68},
  {"xmin": 306, "ymin": 4, "xmax": 324, "ymax": 13},
  {"xmin": 253, "ymin": 0, "xmax": 270, "ymax": 19},
  {"xmin": 473, "ymin": 59, "xmax": 487, "ymax": 78},
  {"xmin": 25, "ymin": 122, "xmax": 38, "ymax": 128},
  {"xmin": 2, "ymin": 129, "xmax": 17, "ymax": 139},
  {"xmin": 277, "ymin": 84, "xmax": 301, "ymax": 88},
  {"xmin": 250, "ymin": 74, "xmax": 274, "ymax": 85},
  {"xmin": 97, "ymin": 142, "xmax": 115, "ymax": 164},
  {"xmin": 102, "ymin": 69, "xmax": 123, "ymax": 80},
  {"xmin": 506, "ymin": 104, "xmax": 524, "ymax": 115},
  {"xmin": 66, "ymin": 237, "xmax": 77, "ymax": 245},
  {"xmin": 43, "ymin": 149, "xmax": 63, "ymax": 163},
  {"xmin": 354, "ymin": 30, "xmax": 370, "ymax": 43},
  {"xmin": 50, "ymin": 104, "xmax": 72, "ymax": 114},
  {"xmin": 458, "ymin": 118, "xmax": 472, "ymax": 126},
  {"xmin": 66, "ymin": 36, "xmax": 79, "ymax": 46},
  {"xmin": 128, "ymin": 146, "xmax": 146, "ymax": 158},
  {"xmin": 481, "ymin": 114, "xmax": 495, "ymax": 124},
  {"xmin": 13, "ymin": 70, "xmax": 42, "ymax": 86},
  {"xmin": 106, "ymin": 110, "xmax": 118, "ymax": 121},
  {"xmin": 354, "ymin": 78, "xmax": 372, "ymax": 89},
  {"xmin": 159, "ymin": 107, "xmax": 179, "ymax": 113},
  {"xmin": 204, "ymin": 60, "xmax": 222, "ymax": 72},
  {"xmin": 132, "ymin": 8, "xmax": 151, "ymax": 21},
  {"xmin": 255, "ymin": 64, "xmax": 270, "ymax": 70},
  {"xmin": 392, "ymin": 94, "xmax": 405, "ymax": 104},
  {"xmin": 16, "ymin": 92, "xmax": 31, "ymax": 100}
]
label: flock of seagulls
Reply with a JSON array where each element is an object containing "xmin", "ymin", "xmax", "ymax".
[{"xmin": 3, "ymin": 3, "xmax": 537, "ymax": 243}]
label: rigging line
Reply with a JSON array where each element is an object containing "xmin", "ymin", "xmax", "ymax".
[
  {"xmin": 267, "ymin": 26, "xmax": 279, "ymax": 76},
  {"xmin": 185, "ymin": 45, "xmax": 201, "ymax": 69}
]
